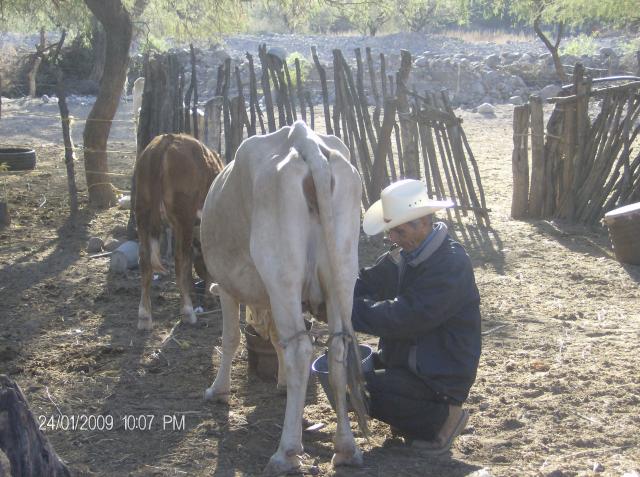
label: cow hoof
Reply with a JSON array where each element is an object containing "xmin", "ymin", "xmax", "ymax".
[
  {"xmin": 204, "ymin": 387, "xmax": 229, "ymax": 404},
  {"xmin": 332, "ymin": 447, "xmax": 363, "ymax": 468},
  {"xmin": 263, "ymin": 454, "xmax": 300, "ymax": 477},
  {"xmin": 137, "ymin": 317, "xmax": 153, "ymax": 331},
  {"xmin": 182, "ymin": 314, "xmax": 197, "ymax": 325}
]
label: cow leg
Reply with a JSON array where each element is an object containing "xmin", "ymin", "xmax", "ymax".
[
  {"xmin": 137, "ymin": 228, "xmax": 154, "ymax": 330},
  {"xmin": 174, "ymin": 218, "xmax": 197, "ymax": 324},
  {"xmin": 204, "ymin": 289, "xmax": 240, "ymax": 403},
  {"xmin": 268, "ymin": 324, "xmax": 287, "ymax": 394},
  {"xmin": 264, "ymin": 298, "xmax": 312, "ymax": 476},
  {"xmin": 327, "ymin": 297, "xmax": 363, "ymax": 468}
]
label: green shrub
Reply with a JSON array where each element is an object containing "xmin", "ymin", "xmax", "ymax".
[
  {"xmin": 620, "ymin": 37, "xmax": 640, "ymax": 56},
  {"xmin": 286, "ymin": 52, "xmax": 311, "ymax": 87},
  {"xmin": 562, "ymin": 34, "xmax": 599, "ymax": 57}
]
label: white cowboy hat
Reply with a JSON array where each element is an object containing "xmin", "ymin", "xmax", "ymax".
[{"xmin": 362, "ymin": 179, "xmax": 454, "ymax": 236}]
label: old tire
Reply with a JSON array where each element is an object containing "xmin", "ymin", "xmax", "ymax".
[{"xmin": 0, "ymin": 147, "xmax": 36, "ymax": 171}]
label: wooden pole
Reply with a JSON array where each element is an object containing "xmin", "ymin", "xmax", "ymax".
[
  {"xmin": 311, "ymin": 46, "xmax": 332, "ymax": 135},
  {"xmin": 283, "ymin": 60, "xmax": 297, "ymax": 121},
  {"xmin": 528, "ymin": 94, "xmax": 546, "ymax": 218},
  {"xmin": 306, "ymin": 91, "xmax": 314, "ymax": 129},
  {"xmin": 295, "ymin": 58, "xmax": 306, "ymax": 123},
  {"xmin": 380, "ymin": 53, "xmax": 387, "ymax": 99},
  {"xmin": 370, "ymin": 97, "xmax": 396, "ymax": 201},
  {"xmin": 56, "ymin": 69, "xmax": 78, "ymax": 218},
  {"xmin": 258, "ymin": 45, "xmax": 276, "ymax": 132},
  {"xmin": 366, "ymin": 47, "xmax": 381, "ymax": 132},
  {"xmin": 203, "ymin": 96, "xmax": 223, "ymax": 154},
  {"xmin": 222, "ymin": 58, "xmax": 232, "ymax": 162},
  {"xmin": 332, "ymin": 50, "xmax": 342, "ymax": 139},
  {"xmin": 511, "ymin": 104, "xmax": 530, "ymax": 219},
  {"xmin": 229, "ymin": 96, "xmax": 244, "ymax": 160},
  {"xmin": 246, "ymin": 52, "xmax": 259, "ymax": 136},
  {"xmin": 189, "ymin": 44, "xmax": 199, "ymax": 140},
  {"xmin": 396, "ymin": 50, "xmax": 420, "ymax": 179}
]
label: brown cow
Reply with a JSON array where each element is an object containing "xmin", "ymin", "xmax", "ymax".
[{"xmin": 134, "ymin": 134, "xmax": 224, "ymax": 330}]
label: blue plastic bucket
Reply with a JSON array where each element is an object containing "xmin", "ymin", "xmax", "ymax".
[{"xmin": 311, "ymin": 344, "xmax": 374, "ymax": 410}]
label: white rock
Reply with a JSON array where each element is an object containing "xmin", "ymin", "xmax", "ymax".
[
  {"xmin": 118, "ymin": 195, "xmax": 131, "ymax": 209},
  {"xmin": 510, "ymin": 95, "xmax": 524, "ymax": 105},
  {"xmin": 477, "ymin": 103, "xmax": 496, "ymax": 115},
  {"xmin": 519, "ymin": 53, "xmax": 535, "ymax": 64},
  {"xmin": 540, "ymin": 84, "xmax": 562, "ymax": 100},
  {"xmin": 469, "ymin": 468, "xmax": 494, "ymax": 477}
]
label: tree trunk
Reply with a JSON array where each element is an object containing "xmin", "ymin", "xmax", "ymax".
[
  {"xmin": 26, "ymin": 28, "xmax": 45, "ymax": 97},
  {"xmin": 88, "ymin": 18, "xmax": 106, "ymax": 83},
  {"xmin": 533, "ymin": 17, "xmax": 566, "ymax": 83},
  {"xmin": 83, "ymin": 0, "xmax": 133, "ymax": 208},
  {"xmin": 0, "ymin": 375, "xmax": 71, "ymax": 477}
]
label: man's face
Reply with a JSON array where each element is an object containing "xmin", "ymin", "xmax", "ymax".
[{"xmin": 386, "ymin": 217, "xmax": 432, "ymax": 252}]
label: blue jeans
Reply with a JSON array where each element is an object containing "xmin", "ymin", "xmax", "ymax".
[{"xmin": 364, "ymin": 367, "xmax": 450, "ymax": 440}]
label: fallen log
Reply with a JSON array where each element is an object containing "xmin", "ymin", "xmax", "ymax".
[{"xmin": 0, "ymin": 375, "xmax": 71, "ymax": 477}]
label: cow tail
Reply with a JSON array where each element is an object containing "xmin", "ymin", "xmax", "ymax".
[
  {"xmin": 135, "ymin": 135, "xmax": 174, "ymax": 274},
  {"xmin": 301, "ymin": 125, "xmax": 370, "ymax": 438}
]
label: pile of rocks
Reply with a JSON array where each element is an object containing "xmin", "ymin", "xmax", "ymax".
[{"xmin": 145, "ymin": 31, "xmax": 637, "ymax": 110}]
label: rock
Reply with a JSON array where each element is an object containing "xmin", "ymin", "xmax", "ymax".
[
  {"xmin": 87, "ymin": 237, "xmax": 104, "ymax": 253},
  {"xmin": 485, "ymin": 54, "xmax": 500, "ymax": 69},
  {"xmin": 118, "ymin": 195, "xmax": 131, "ymax": 209},
  {"xmin": 599, "ymin": 47, "xmax": 615, "ymax": 58},
  {"xmin": 470, "ymin": 82, "xmax": 486, "ymax": 95},
  {"xmin": 477, "ymin": 103, "xmax": 496, "ymax": 115},
  {"xmin": 469, "ymin": 469, "xmax": 494, "ymax": 477},
  {"xmin": 509, "ymin": 95, "xmax": 524, "ymax": 105},
  {"xmin": 413, "ymin": 55, "xmax": 428, "ymax": 68},
  {"xmin": 544, "ymin": 471, "xmax": 565, "ymax": 477},
  {"xmin": 593, "ymin": 463, "xmax": 605, "ymax": 473},
  {"xmin": 540, "ymin": 84, "xmax": 562, "ymax": 101},
  {"xmin": 103, "ymin": 239, "xmax": 123, "ymax": 252},
  {"xmin": 519, "ymin": 53, "xmax": 535, "ymax": 64}
]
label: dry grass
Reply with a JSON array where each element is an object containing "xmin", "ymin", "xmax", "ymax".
[{"xmin": 435, "ymin": 28, "xmax": 536, "ymax": 44}]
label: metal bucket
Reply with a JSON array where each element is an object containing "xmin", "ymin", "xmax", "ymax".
[
  {"xmin": 311, "ymin": 344, "xmax": 374, "ymax": 410},
  {"xmin": 244, "ymin": 319, "xmax": 313, "ymax": 382},
  {"xmin": 109, "ymin": 240, "xmax": 139, "ymax": 273},
  {"xmin": 603, "ymin": 202, "xmax": 640, "ymax": 265},
  {"xmin": 244, "ymin": 325, "xmax": 278, "ymax": 381}
]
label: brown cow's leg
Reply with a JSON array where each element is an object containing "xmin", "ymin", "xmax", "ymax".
[
  {"xmin": 174, "ymin": 213, "xmax": 197, "ymax": 325},
  {"xmin": 137, "ymin": 228, "xmax": 154, "ymax": 330}
]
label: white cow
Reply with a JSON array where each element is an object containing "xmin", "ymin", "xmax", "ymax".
[
  {"xmin": 132, "ymin": 76, "xmax": 145, "ymax": 130},
  {"xmin": 200, "ymin": 120, "xmax": 368, "ymax": 475}
]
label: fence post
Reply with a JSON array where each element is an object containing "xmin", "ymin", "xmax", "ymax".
[
  {"xmin": 396, "ymin": 50, "xmax": 419, "ymax": 179},
  {"xmin": 204, "ymin": 96, "xmax": 223, "ymax": 154},
  {"xmin": 528, "ymin": 94, "xmax": 545, "ymax": 218},
  {"xmin": 511, "ymin": 104, "xmax": 530, "ymax": 219}
]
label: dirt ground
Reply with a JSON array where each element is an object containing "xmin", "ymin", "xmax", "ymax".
[{"xmin": 1, "ymin": 96, "xmax": 639, "ymax": 477}]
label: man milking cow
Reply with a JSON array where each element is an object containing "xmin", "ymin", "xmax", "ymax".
[{"xmin": 353, "ymin": 179, "xmax": 481, "ymax": 455}]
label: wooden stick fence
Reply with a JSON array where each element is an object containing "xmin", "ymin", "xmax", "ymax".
[
  {"xmin": 511, "ymin": 64, "xmax": 640, "ymax": 224},
  {"xmin": 138, "ymin": 46, "xmax": 490, "ymax": 227}
]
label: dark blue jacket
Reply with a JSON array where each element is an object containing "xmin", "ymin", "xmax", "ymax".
[{"xmin": 352, "ymin": 234, "xmax": 481, "ymax": 403}]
